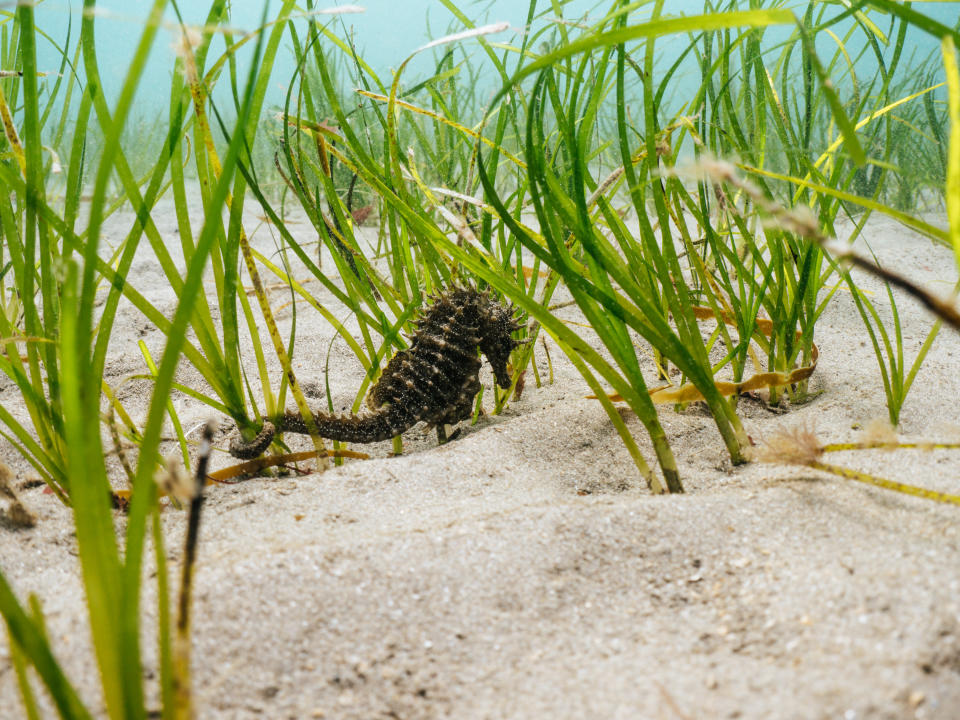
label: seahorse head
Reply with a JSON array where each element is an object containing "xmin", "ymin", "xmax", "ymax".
[{"xmin": 476, "ymin": 292, "xmax": 523, "ymax": 389}]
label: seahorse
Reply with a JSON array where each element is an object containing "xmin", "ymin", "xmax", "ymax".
[{"xmin": 229, "ymin": 285, "xmax": 523, "ymax": 458}]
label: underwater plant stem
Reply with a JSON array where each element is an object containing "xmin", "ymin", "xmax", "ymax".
[
  {"xmin": 640, "ymin": 9, "xmax": 747, "ymax": 465},
  {"xmin": 182, "ymin": 1, "xmax": 329, "ymax": 470},
  {"xmin": 826, "ymin": 241, "xmax": 960, "ymax": 332},
  {"xmin": 0, "ymin": 571, "xmax": 93, "ymax": 718},
  {"xmin": 649, "ymin": 429, "xmax": 683, "ymax": 494},
  {"xmin": 808, "ymin": 460, "xmax": 960, "ymax": 506},
  {"xmin": 173, "ymin": 422, "xmax": 215, "ymax": 720},
  {"xmin": 560, "ymin": 336, "xmax": 667, "ymax": 493},
  {"xmin": 821, "ymin": 440, "xmax": 960, "ymax": 452}
]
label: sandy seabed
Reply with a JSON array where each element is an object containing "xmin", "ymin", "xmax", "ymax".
[{"xmin": 1, "ymin": 194, "xmax": 960, "ymax": 720}]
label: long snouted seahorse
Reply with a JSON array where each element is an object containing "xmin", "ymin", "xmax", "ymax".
[{"xmin": 229, "ymin": 285, "xmax": 523, "ymax": 459}]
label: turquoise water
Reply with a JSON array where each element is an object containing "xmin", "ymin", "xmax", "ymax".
[
  {"xmin": 32, "ymin": 0, "xmax": 592, "ymax": 111},
  {"xmin": 31, "ymin": 2, "xmax": 960, "ymax": 122}
]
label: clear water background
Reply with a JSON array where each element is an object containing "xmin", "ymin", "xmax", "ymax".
[{"xmin": 29, "ymin": 1, "xmax": 960, "ymax": 127}]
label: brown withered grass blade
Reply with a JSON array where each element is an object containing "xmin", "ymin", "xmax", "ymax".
[
  {"xmin": 589, "ymin": 305, "xmax": 818, "ymax": 404},
  {"xmin": 207, "ymin": 449, "xmax": 370, "ymax": 483}
]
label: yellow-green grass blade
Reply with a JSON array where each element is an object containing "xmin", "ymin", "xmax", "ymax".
[
  {"xmin": 152, "ymin": 509, "xmax": 175, "ymax": 720},
  {"xmin": 943, "ymin": 36, "xmax": 960, "ymax": 268},
  {"xmin": 809, "ymin": 460, "xmax": 960, "ymax": 507},
  {"xmin": 740, "ymin": 164, "xmax": 950, "ymax": 244},
  {"xmin": 60, "ymin": 260, "xmax": 127, "ymax": 720},
  {"xmin": 490, "ymin": 9, "xmax": 795, "ymax": 109},
  {"xmin": 7, "ymin": 623, "xmax": 41, "ymax": 720},
  {"xmin": 355, "ymin": 90, "xmax": 527, "ymax": 169},
  {"xmin": 140, "ymin": 341, "xmax": 190, "ymax": 470},
  {"xmin": 804, "ymin": 81, "xmax": 946, "ymax": 203},
  {"xmin": 14, "ymin": 2, "xmax": 61, "ymax": 457},
  {"xmin": 861, "ymin": 0, "xmax": 960, "ymax": 46}
]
